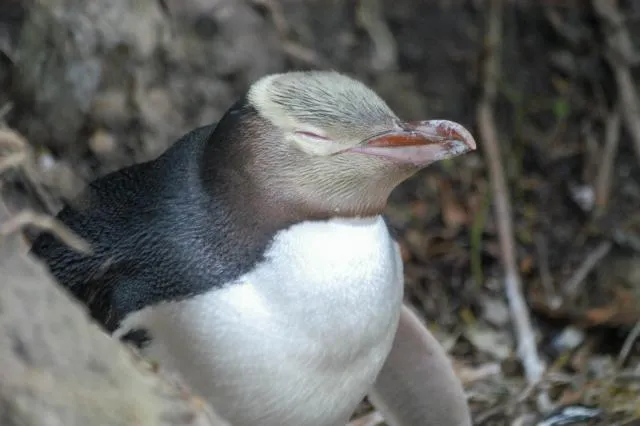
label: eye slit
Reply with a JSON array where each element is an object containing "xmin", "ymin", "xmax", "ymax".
[{"xmin": 294, "ymin": 130, "xmax": 330, "ymax": 141}]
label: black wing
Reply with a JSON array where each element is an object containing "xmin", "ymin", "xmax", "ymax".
[{"xmin": 31, "ymin": 125, "xmax": 216, "ymax": 330}]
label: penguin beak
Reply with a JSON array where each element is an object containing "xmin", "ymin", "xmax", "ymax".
[{"xmin": 348, "ymin": 120, "xmax": 477, "ymax": 166}]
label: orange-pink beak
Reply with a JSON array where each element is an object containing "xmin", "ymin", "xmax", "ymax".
[{"xmin": 348, "ymin": 120, "xmax": 476, "ymax": 166}]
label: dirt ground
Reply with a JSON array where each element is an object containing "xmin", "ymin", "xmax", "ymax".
[{"xmin": 2, "ymin": 0, "xmax": 640, "ymax": 425}]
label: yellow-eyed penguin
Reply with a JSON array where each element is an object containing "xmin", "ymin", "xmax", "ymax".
[{"xmin": 31, "ymin": 71, "xmax": 476, "ymax": 426}]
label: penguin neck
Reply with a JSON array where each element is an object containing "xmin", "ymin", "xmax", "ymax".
[
  {"xmin": 199, "ymin": 99, "xmax": 394, "ymax": 236},
  {"xmin": 197, "ymin": 106, "xmax": 300, "ymax": 240}
]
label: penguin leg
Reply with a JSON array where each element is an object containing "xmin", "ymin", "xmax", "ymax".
[{"xmin": 367, "ymin": 303, "xmax": 472, "ymax": 426}]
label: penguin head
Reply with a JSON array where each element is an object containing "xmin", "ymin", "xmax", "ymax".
[{"xmin": 210, "ymin": 71, "xmax": 476, "ymax": 218}]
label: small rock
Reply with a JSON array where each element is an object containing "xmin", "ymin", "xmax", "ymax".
[
  {"xmin": 464, "ymin": 323, "xmax": 513, "ymax": 360},
  {"xmin": 550, "ymin": 327, "xmax": 585, "ymax": 354},
  {"xmin": 568, "ymin": 182, "xmax": 594, "ymax": 212},
  {"xmin": 37, "ymin": 152, "xmax": 56, "ymax": 171},
  {"xmin": 480, "ymin": 295, "xmax": 510, "ymax": 327},
  {"xmin": 89, "ymin": 129, "xmax": 117, "ymax": 156},
  {"xmin": 586, "ymin": 355, "xmax": 616, "ymax": 379}
]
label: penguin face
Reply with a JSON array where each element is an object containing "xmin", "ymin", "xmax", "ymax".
[
  {"xmin": 224, "ymin": 71, "xmax": 477, "ymax": 218},
  {"xmin": 248, "ymin": 71, "xmax": 476, "ymax": 168}
]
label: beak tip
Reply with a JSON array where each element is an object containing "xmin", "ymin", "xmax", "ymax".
[
  {"xmin": 465, "ymin": 138, "xmax": 477, "ymax": 152},
  {"xmin": 439, "ymin": 120, "xmax": 477, "ymax": 153},
  {"xmin": 407, "ymin": 119, "xmax": 476, "ymax": 154},
  {"xmin": 461, "ymin": 133, "xmax": 477, "ymax": 152}
]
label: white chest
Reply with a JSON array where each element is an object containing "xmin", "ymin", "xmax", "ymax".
[{"xmin": 116, "ymin": 216, "xmax": 404, "ymax": 426}]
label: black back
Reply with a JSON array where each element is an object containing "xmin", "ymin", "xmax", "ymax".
[{"xmin": 31, "ymin": 102, "xmax": 278, "ymax": 331}]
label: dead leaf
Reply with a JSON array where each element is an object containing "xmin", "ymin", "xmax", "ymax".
[
  {"xmin": 439, "ymin": 180, "xmax": 469, "ymax": 230},
  {"xmin": 464, "ymin": 324, "xmax": 513, "ymax": 360},
  {"xmin": 520, "ymin": 254, "xmax": 534, "ymax": 274}
]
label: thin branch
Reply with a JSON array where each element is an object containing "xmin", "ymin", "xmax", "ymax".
[
  {"xmin": 594, "ymin": 106, "xmax": 621, "ymax": 212},
  {"xmin": 474, "ymin": 378, "xmax": 542, "ymax": 424},
  {"xmin": 1, "ymin": 209, "xmax": 92, "ymax": 254},
  {"xmin": 617, "ymin": 320, "xmax": 640, "ymax": 368},
  {"xmin": 476, "ymin": 0, "xmax": 548, "ymax": 410},
  {"xmin": 612, "ymin": 67, "xmax": 640, "ymax": 161},
  {"xmin": 356, "ymin": 0, "xmax": 398, "ymax": 71},
  {"xmin": 592, "ymin": 0, "xmax": 640, "ymax": 163},
  {"xmin": 563, "ymin": 241, "xmax": 612, "ymax": 302},
  {"xmin": 0, "ymin": 128, "xmax": 29, "ymax": 151},
  {"xmin": 0, "ymin": 128, "xmax": 60, "ymax": 214},
  {"xmin": 251, "ymin": 0, "xmax": 327, "ymax": 68},
  {"xmin": 534, "ymin": 233, "xmax": 560, "ymax": 308},
  {"xmin": 0, "ymin": 151, "xmax": 28, "ymax": 174}
]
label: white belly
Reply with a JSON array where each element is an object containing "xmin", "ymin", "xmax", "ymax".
[{"xmin": 115, "ymin": 216, "xmax": 404, "ymax": 426}]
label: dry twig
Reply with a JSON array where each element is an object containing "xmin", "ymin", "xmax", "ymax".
[
  {"xmin": 0, "ymin": 149, "xmax": 27, "ymax": 174},
  {"xmin": 0, "ymin": 128, "xmax": 89, "ymax": 253},
  {"xmin": 563, "ymin": 241, "xmax": 612, "ymax": 302},
  {"xmin": 535, "ymin": 233, "xmax": 560, "ymax": 309},
  {"xmin": 476, "ymin": 0, "xmax": 548, "ymax": 410},
  {"xmin": 594, "ymin": 106, "xmax": 621, "ymax": 212},
  {"xmin": 0, "ymin": 128, "xmax": 59, "ymax": 214},
  {"xmin": 617, "ymin": 320, "xmax": 640, "ymax": 368},
  {"xmin": 592, "ymin": 0, "xmax": 640, "ymax": 162},
  {"xmin": 356, "ymin": 0, "xmax": 398, "ymax": 71},
  {"xmin": 473, "ymin": 379, "xmax": 541, "ymax": 424},
  {"xmin": 0, "ymin": 209, "xmax": 91, "ymax": 254},
  {"xmin": 251, "ymin": 0, "xmax": 327, "ymax": 68}
]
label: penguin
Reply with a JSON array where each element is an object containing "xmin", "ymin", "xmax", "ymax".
[{"xmin": 31, "ymin": 71, "xmax": 476, "ymax": 426}]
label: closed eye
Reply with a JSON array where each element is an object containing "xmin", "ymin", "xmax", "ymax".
[{"xmin": 294, "ymin": 131, "xmax": 332, "ymax": 142}]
